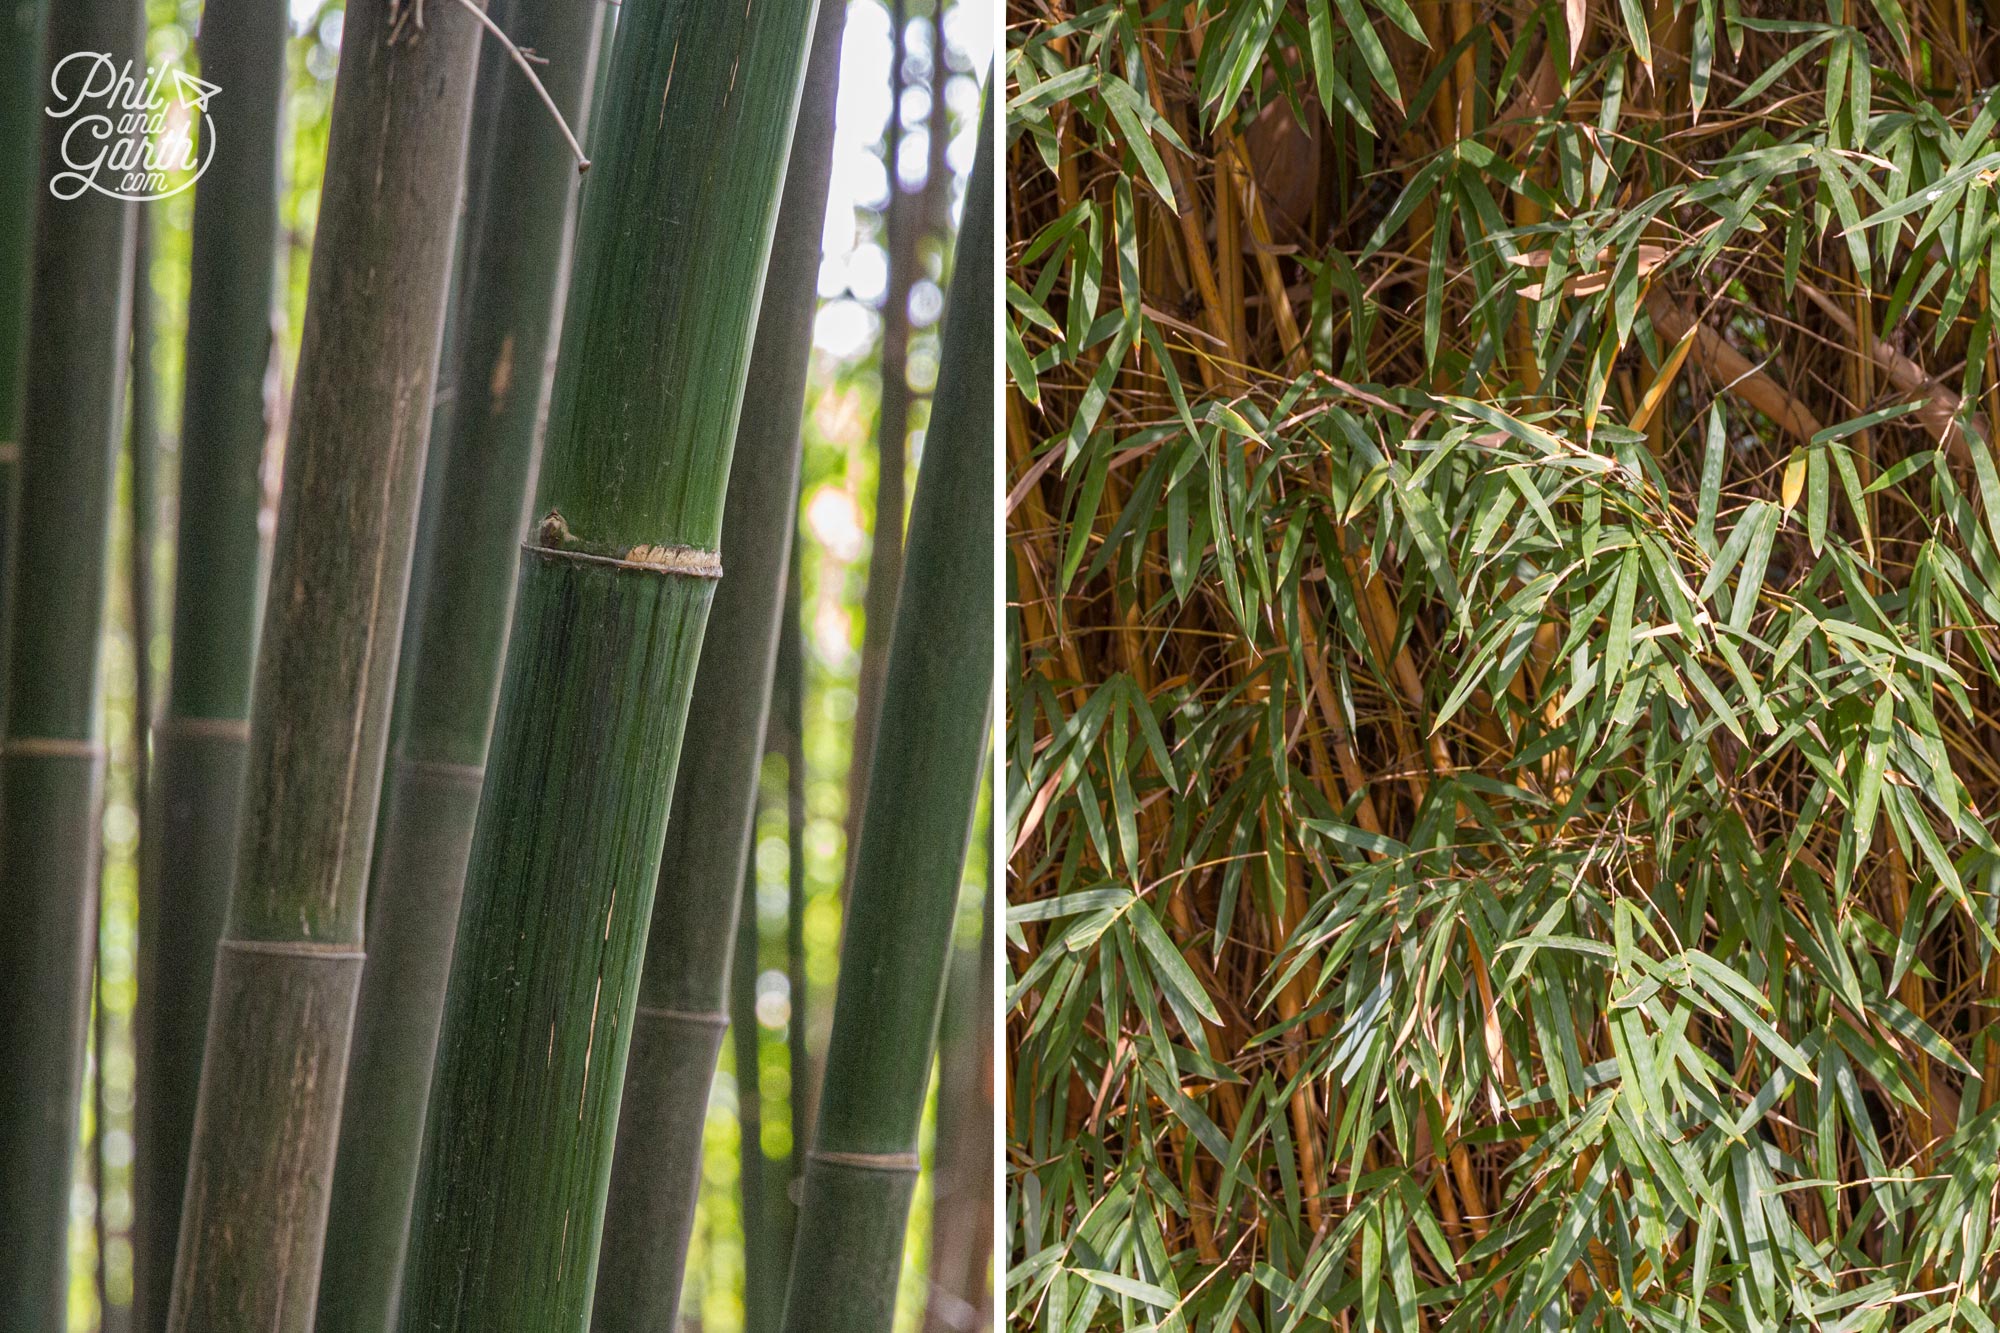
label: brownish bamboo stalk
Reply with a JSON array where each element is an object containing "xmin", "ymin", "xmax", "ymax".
[{"xmin": 164, "ymin": 3, "xmax": 485, "ymax": 1326}]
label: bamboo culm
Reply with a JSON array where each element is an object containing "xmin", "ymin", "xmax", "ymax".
[
  {"xmin": 779, "ymin": 530, "xmax": 810, "ymax": 1279},
  {"xmin": 922, "ymin": 894, "xmax": 995, "ymax": 1333},
  {"xmin": 0, "ymin": 0, "xmax": 52, "ymax": 712},
  {"xmin": 108, "ymin": 199, "xmax": 158, "ymax": 1333},
  {"xmin": 164, "ymin": 4, "xmax": 484, "ymax": 1328},
  {"xmin": 733, "ymin": 857, "xmax": 777, "ymax": 1333},
  {"xmin": 588, "ymin": 0, "xmax": 845, "ymax": 1322},
  {"xmin": 314, "ymin": 5, "xmax": 605, "ymax": 1329},
  {"xmin": 393, "ymin": 0, "xmax": 817, "ymax": 1323},
  {"xmin": 132, "ymin": 4, "xmax": 287, "ymax": 1325},
  {"xmin": 777, "ymin": 88, "xmax": 995, "ymax": 1333},
  {"xmin": 0, "ymin": 1, "xmax": 139, "ymax": 1326},
  {"xmin": 842, "ymin": 0, "xmax": 914, "ymax": 900}
]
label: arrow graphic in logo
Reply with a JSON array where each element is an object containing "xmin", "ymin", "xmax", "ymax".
[{"xmin": 173, "ymin": 70, "xmax": 220, "ymax": 112}]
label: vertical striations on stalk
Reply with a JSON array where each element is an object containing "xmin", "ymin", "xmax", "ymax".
[
  {"xmin": 314, "ymin": 4, "xmax": 605, "ymax": 1328},
  {"xmin": 588, "ymin": 0, "xmax": 844, "ymax": 1321},
  {"xmin": 164, "ymin": 3, "xmax": 484, "ymax": 1328},
  {"xmin": 393, "ymin": 0, "xmax": 817, "ymax": 1323},
  {"xmin": 0, "ymin": 0, "xmax": 50, "ymax": 702},
  {"xmin": 777, "ymin": 88, "xmax": 994, "ymax": 1333},
  {"xmin": 132, "ymin": 6, "xmax": 287, "ymax": 1325},
  {"xmin": 0, "ymin": 0, "xmax": 140, "ymax": 1327}
]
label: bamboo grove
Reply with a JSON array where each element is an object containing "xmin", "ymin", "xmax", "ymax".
[
  {"xmin": 1006, "ymin": 0, "xmax": 2000, "ymax": 1328},
  {"xmin": 0, "ymin": 0, "xmax": 996, "ymax": 1330}
]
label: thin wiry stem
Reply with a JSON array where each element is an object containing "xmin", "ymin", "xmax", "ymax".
[{"xmin": 448, "ymin": 0, "xmax": 591, "ymax": 171}]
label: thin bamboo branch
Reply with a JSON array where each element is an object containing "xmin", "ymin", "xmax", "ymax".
[
  {"xmin": 1798, "ymin": 278, "xmax": 1987, "ymax": 455},
  {"xmin": 1647, "ymin": 293, "xmax": 1827, "ymax": 442}
]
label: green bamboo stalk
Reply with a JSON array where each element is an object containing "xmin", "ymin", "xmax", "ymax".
[
  {"xmin": 584, "ymin": 0, "xmax": 621, "ymax": 151},
  {"xmin": 732, "ymin": 856, "xmax": 776, "ymax": 1333},
  {"xmin": 106, "ymin": 200, "xmax": 159, "ymax": 1333},
  {"xmin": 921, "ymin": 889, "xmax": 995, "ymax": 1333},
  {"xmin": 779, "ymin": 529, "xmax": 810, "ymax": 1281},
  {"xmin": 0, "ymin": 0, "xmax": 141, "ymax": 1326},
  {"xmin": 313, "ymin": 6, "xmax": 605, "ymax": 1329},
  {"xmin": 776, "ymin": 88, "xmax": 993, "ymax": 1333},
  {"xmin": 163, "ymin": 4, "xmax": 485, "ymax": 1328},
  {"xmin": 393, "ymin": 0, "xmax": 817, "ymax": 1323},
  {"xmin": 842, "ymin": 0, "xmax": 914, "ymax": 900},
  {"xmin": 588, "ymin": 0, "xmax": 843, "ymax": 1322},
  {"xmin": 129, "ymin": 203, "xmax": 158, "ymax": 811},
  {"xmin": 0, "ymin": 0, "xmax": 51, "ymax": 704},
  {"xmin": 131, "ymin": 4, "xmax": 287, "ymax": 1327}
]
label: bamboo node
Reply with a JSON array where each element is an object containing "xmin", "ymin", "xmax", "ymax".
[
  {"xmin": 219, "ymin": 938, "xmax": 366, "ymax": 962},
  {"xmin": 634, "ymin": 1003, "xmax": 731, "ymax": 1030},
  {"xmin": 3, "ymin": 736, "xmax": 105, "ymax": 759},
  {"xmin": 808, "ymin": 1149, "xmax": 922, "ymax": 1174},
  {"xmin": 528, "ymin": 510, "xmax": 723, "ymax": 579},
  {"xmin": 398, "ymin": 755, "xmax": 486, "ymax": 785},
  {"xmin": 157, "ymin": 715, "xmax": 251, "ymax": 742},
  {"xmin": 0, "ymin": 440, "xmax": 17, "ymax": 464}
]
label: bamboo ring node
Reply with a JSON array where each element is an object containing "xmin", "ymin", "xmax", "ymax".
[
  {"xmin": 156, "ymin": 715, "xmax": 251, "ymax": 741},
  {"xmin": 634, "ymin": 1004, "xmax": 731, "ymax": 1030},
  {"xmin": 3, "ymin": 736, "xmax": 106, "ymax": 759},
  {"xmin": 219, "ymin": 938, "xmax": 366, "ymax": 961},
  {"xmin": 398, "ymin": 755, "xmax": 486, "ymax": 786},
  {"xmin": 808, "ymin": 1149, "xmax": 922, "ymax": 1174}
]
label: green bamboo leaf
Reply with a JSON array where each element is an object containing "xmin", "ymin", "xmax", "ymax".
[
  {"xmin": 1853, "ymin": 684, "xmax": 1893, "ymax": 855},
  {"xmin": 1325, "ymin": 0, "xmax": 1403, "ymax": 105},
  {"xmin": 1604, "ymin": 547, "xmax": 1640, "ymax": 698},
  {"xmin": 1685, "ymin": 954, "xmax": 1817, "ymax": 1084},
  {"xmin": 1071, "ymin": 1269, "xmax": 1179, "ymax": 1308},
  {"xmin": 1617, "ymin": 0, "xmax": 1654, "ymax": 66},
  {"xmin": 1101, "ymin": 77, "xmax": 1179, "ymax": 212},
  {"xmin": 1010, "ymin": 887, "xmax": 1137, "ymax": 922},
  {"xmin": 1132, "ymin": 901, "xmax": 1222, "ymax": 1025}
]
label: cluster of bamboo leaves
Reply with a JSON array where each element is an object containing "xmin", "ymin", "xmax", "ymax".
[
  {"xmin": 0, "ymin": 1, "xmax": 994, "ymax": 1331},
  {"xmin": 1007, "ymin": 0, "xmax": 2000, "ymax": 1328}
]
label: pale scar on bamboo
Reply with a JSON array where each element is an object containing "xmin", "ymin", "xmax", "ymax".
[{"xmin": 528, "ymin": 510, "xmax": 725, "ymax": 579}]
